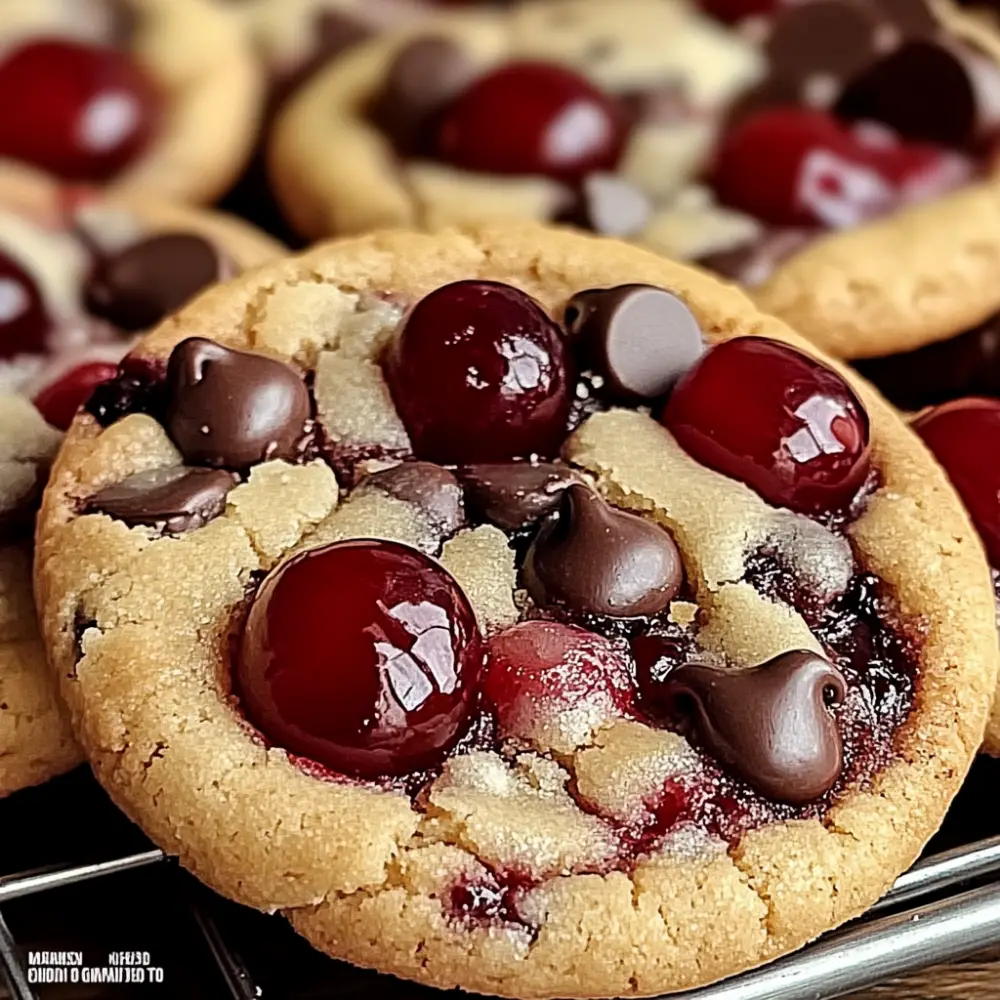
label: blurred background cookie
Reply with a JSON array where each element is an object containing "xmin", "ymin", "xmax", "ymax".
[
  {"xmin": 264, "ymin": 0, "xmax": 1000, "ymax": 289},
  {"xmin": 0, "ymin": 0, "xmax": 263, "ymax": 204},
  {"xmin": 0, "ymin": 167, "xmax": 281, "ymax": 797}
]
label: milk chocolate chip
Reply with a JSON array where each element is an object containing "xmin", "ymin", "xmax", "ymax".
[
  {"xmin": 661, "ymin": 650, "xmax": 847, "ymax": 804},
  {"xmin": 564, "ymin": 285, "xmax": 705, "ymax": 401},
  {"xmin": 370, "ymin": 36, "xmax": 478, "ymax": 153},
  {"xmin": 458, "ymin": 461, "xmax": 580, "ymax": 531},
  {"xmin": 88, "ymin": 467, "xmax": 237, "ymax": 533},
  {"xmin": 364, "ymin": 461, "xmax": 465, "ymax": 535},
  {"xmin": 85, "ymin": 233, "xmax": 235, "ymax": 332},
  {"xmin": 164, "ymin": 339, "xmax": 311, "ymax": 469},
  {"xmin": 523, "ymin": 484, "xmax": 683, "ymax": 617},
  {"xmin": 765, "ymin": 0, "xmax": 886, "ymax": 103}
]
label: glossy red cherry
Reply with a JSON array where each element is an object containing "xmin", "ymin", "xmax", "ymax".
[
  {"xmin": 33, "ymin": 361, "xmax": 119, "ymax": 430},
  {"xmin": 871, "ymin": 143, "xmax": 973, "ymax": 207},
  {"xmin": 237, "ymin": 539, "xmax": 483, "ymax": 778},
  {"xmin": 435, "ymin": 62, "xmax": 627, "ymax": 181},
  {"xmin": 0, "ymin": 39, "xmax": 159, "ymax": 182},
  {"xmin": 913, "ymin": 399, "xmax": 1000, "ymax": 566},
  {"xmin": 384, "ymin": 281, "xmax": 572, "ymax": 464},
  {"xmin": 713, "ymin": 108, "xmax": 899, "ymax": 228},
  {"xmin": 698, "ymin": 0, "xmax": 781, "ymax": 22},
  {"xmin": 0, "ymin": 251, "xmax": 50, "ymax": 358},
  {"xmin": 483, "ymin": 622, "xmax": 635, "ymax": 751},
  {"xmin": 661, "ymin": 338, "xmax": 870, "ymax": 514}
]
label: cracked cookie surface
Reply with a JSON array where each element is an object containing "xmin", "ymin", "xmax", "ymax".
[{"xmin": 35, "ymin": 224, "xmax": 998, "ymax": 996}]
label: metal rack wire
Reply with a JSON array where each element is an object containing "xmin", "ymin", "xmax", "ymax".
[{"xmin": 2, "ymin": 834, "xmax": 1000, "ymax": 1000}]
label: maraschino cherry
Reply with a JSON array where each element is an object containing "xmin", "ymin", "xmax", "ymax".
[
  {"xmin": 33, "ymin": 361, "xmax": 119, "ymax": 430},
  {"xmin": 0, "ymin": 39, "xmax": 158, "ymax": 182},
  {"xmin": 662, "ymin": 338, "xmax": 870, "ymax": 514},
  {"xmin": 913, "ymin": 399, "xmax": 1000, "ymax": 566},
  {"xmin": 712, "ymin": 108, "xmax": 965, "ymax": 229},
  {"xmin": 483, "ymin": 621, "xmax": 635, "ymax": 751},
  {"xmin": 435, "ymin": 62, "xmax": 626, "ymax": 181},
  {"xmin": 237, "ymin": 539, "xmax": 483, "ymax": 778},
  {"xmin": 0, "ymin": 251, "xmax": 50, "ymax": 358},
  {"xmin": 384, "ymin": 281, "xmax": 572, "ymax": 464}
]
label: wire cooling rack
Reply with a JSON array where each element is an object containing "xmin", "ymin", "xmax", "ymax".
[{"xmin": 2, "ymin": 759, "xmax": 1000, "ymax": 1000}]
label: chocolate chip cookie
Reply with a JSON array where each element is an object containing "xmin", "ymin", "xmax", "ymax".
[
  {"xmin": 268, "ymin": 0, "xmax": 1000, "ymax": 313},
  {"xmin": 0, "ymin": 0, "xmax": 263, "ymax": 203},
  {"xmin": 0, "ymin": 174, "xmax": 281, "ymax": 797},
  {"xmin": 34, "ymin": 223, "xmax": 998, "ymax": 995}
]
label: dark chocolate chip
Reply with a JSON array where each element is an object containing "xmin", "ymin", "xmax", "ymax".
[
  {"xmin": 836, "ymin": 38, "xmax": 1000, "ymax": 148},
  {"xmin": 766, "ymin": 0, "xmax": 886, "ymax": 101},
  {"xmin": 364, "ymin": 461, "xmax": 465, "ymax": 535},
  {"xmin": 88, "ymin": 467, "xmax": 238, "ymax": 533},
  {"xmin": 661, "ymin": 650, "xmax": 847, "ymax": 805},
  {"xmin": 84, "ymin": 233, "xmax": 235, "ymax": 333},
  {"xmin": 697, "ymin": 229, "xmax": 817, "ymax": 288},
  {"xmin": 872, "ymin": 0, "xmax": 939, "ymax": 36},
  {"xmin": 458, "ymin": 461, "xmax": 580, "ymax": 531},
  {"xmin": 854, "ymin": 314, "xmax": 1000, "ymax": 409},
  {"xmin": 164, "ymin": 338, "xmax": 311, "ymax": 469},
  {"xmin": 523, "ymin": 483, "xmax": 683, "ymax": 617},
  {"xmin": 369, "ymin": 36, "xmax": 478, "ymax": 154},
  {"xmin": 564, "ymin": 285, "xmax": 704, "ymax": 400},
  {"xmin": 561, "ymin": 174, "xmax": 653, "ymax": 238}
]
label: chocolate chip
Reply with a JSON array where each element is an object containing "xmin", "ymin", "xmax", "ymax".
[
  {"xmin": 88, "ymin": 467, "xmax": 237, "ymax": 533},
  {"xmin": 369, "ymin": 36, "xmax": 478, "ymax": 154},
  {"xmin": 564, "ymin": 285, "xmax": 705, "ymax": 401},
  {"xmin": 313, "ymin": 8, "xmax": 376, "ymax": 60},
  {"xmin": 164, "ymin": 339, "xmax": 311, "ymax": 469},
  {"xmin": 363, "ymin": 461, "xmax": 465, "ymax": 535},
  {"xmin": 697, "ymin": 229, "xmax": 817, "ymax": 288},
  {"xmin": 854, "ymin": 314, "xmax": 1000, "ymax": 409},
  {"xmin": 661, "ymin": 650, "xmax": 847, "ymax": 804},
  {"xmin": 872, "ymin": 0, "xmax": 939, "ymax": 35},
  {"xmin": 561, "ymin": 174, "xmax": 653, "ymax": 239},
  {"xmin": 836, "ymin": 38, "xmax": 1000, "ymax": 147},
  {"xmin": 766, "ymin": 0, "xmax": 886, "ymax": 102},
  {"xmin": 458, "ymin": 461, "xmax": 581, "ymax": 531},
  {"xmin": 523, "ymin": 484, "xmax": 683, "ymax": 618},
  {"xmin": 84, "ymin": 233, "xmax": 235, "ymax": 333}
]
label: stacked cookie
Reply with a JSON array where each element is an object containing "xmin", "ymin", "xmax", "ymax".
[{"xmin": 4, "ymin": 2, "xmax": 1000, "ymax": 998}]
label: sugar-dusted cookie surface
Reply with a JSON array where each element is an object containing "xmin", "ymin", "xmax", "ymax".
[
  {"xmin": 0, "ymin": 0, "xmax": 263, "ymax": 203},
  {"xmin": 35, "ymin": 224, "xmax": 998, "ymax": 996},
  {"xmin": 0, "ymin": 172, "xmax": 282, "ymax": 796}
]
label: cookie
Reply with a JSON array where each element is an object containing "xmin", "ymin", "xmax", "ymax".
[
  {"xmin": 0, "ymin": 172, "xmax": 281, "ymax": 797},
  {"xmin": 34, "ymin": 223, "xmax": 997, "ymax": 996},
  {"xmin": 267, "ymin": 0, "xmax": 999, "ymax": 302},
  {"xmin": 232, "ymin": 0, "xmax": 430, "ymax": 101},
  {"xmin": 0, "ymin": 0, "xmax": 263, "ymax": 204}
]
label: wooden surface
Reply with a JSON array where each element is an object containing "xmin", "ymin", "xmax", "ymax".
[{"xmin": 849, "ymin": 948, "xmax": 1000, "ymax": 999}]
